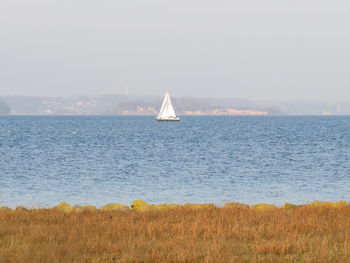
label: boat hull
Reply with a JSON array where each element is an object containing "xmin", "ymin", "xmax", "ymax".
[{"xmin": 156, "ymin": 118, "xmax": 180, "ymax": 121}]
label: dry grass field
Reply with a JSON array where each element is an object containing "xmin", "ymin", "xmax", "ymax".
[{"xmin": 1, "ymin": 202, "xmax": 350, "ymax": 263}]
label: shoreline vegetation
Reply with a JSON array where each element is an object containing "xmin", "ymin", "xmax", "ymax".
[{"xmin": 1, "ymin": 201, "xmax": 350, "ymax": 262}]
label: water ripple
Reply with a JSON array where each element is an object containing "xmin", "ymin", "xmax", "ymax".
[{"xmin": 0, "ymin": 115, "xmax": 349, "ymax": 208}]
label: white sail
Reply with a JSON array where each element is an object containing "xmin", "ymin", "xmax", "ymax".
[{"xmin": 157, "ymin": 92, "xmax": 180, "ymax": 121}]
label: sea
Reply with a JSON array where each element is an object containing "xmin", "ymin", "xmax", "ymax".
[{"xmin": 0, "ymin": 115, "xmax": 349, "ymax": 208}]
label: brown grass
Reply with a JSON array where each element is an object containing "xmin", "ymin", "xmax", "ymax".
[{"xmin": 1, "ymin": 206, "xmax": 350, "ymax": 263}]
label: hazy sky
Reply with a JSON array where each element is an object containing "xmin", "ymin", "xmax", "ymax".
[{"xmin": 1, "ymin": 0, "xmax": 349, "ymax": 100}]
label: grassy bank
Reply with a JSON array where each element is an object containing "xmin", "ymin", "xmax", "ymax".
[{"xmin": 1, "ymin": 202, "xmax": 350, "ymax": 262}]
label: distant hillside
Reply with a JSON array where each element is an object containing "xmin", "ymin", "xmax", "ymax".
[
  {"xmin": 1, "ymin": 95, "xmax": 350, "ymax": 115},
  {"xmin": 1, "ymin": 95, "xmax": 282, "ymax": 116},
  {"xmin": 0, "ymin": 99, "xmax": 11, "ymax": 114}
]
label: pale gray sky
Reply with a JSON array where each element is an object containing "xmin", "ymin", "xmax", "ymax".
[{"xmin": 0, "ymin": 0, "xmax": 349, "ymax": 100}]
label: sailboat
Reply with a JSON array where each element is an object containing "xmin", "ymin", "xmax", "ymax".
[{"xmin": 156, "ymin": 92, "xmax": 180, "ymax": 121}]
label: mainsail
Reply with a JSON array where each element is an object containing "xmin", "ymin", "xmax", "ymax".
[{"xmin": 157, "ymin": 92, "xmax": 180, "ymax": 121}]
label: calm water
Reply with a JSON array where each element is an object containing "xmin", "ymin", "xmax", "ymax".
[{"xmin": 0, "ymin": 115, "xmax": 349, "ymax": 208}]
